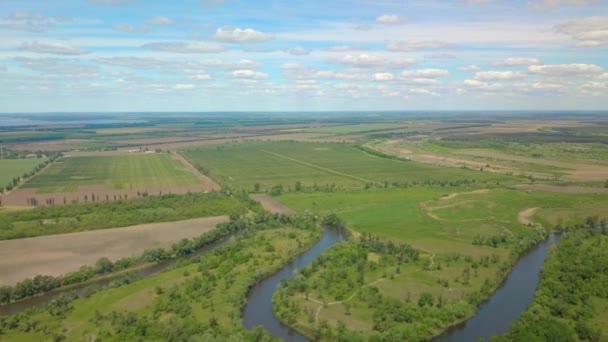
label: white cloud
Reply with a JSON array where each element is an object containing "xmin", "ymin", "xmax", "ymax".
[
  {"xmin": 213, "ymin": 28, "xmax": 274, "ymax": 44},
  {"xmin": 493, "ymin": 57, "xmax": 541, "ymax": 66},
  {"xmin": 473, "ymin": 71, "xmax": 527, "ymax": 80},
  {"xmin": 89, "ymin": 0, "xmax": 134, "ymax": 4},
  {"xmin": 328, "ymin": 54, "xmax": 416, "ymax": 68},
  {"xmin": 0, "ymin": 12, "xmax": 68, "ymax": 32},
  {"xmin": 424, "ymin": 53, "xmax": 456, "ymax": 60},
  {"xmin": 191, "ymin": 74, "xmax": 212, "ymax": 81},
  {"xmin": 147, "ymin": 16, "xmax": 175, "ymax": 26},
  {"xmin": 19, "ymin": 41, "xmax": 88, "ymax": 55},
  {"xmin": 287, "ymin": 47, "xmax": 310, "ymax": 56},
  {"xmin": 113, "ymin": 23, "xmax": 151, "ymax": 33},
  {"xmin": 528, "ymin": 63, "xmax": 603, "ymax": 75},
  {"xmin": 142, "ymin": 42, "xmax": 225, "ymax": 53},
  {"xmin": 386, "ymin": 40, "xmax": 448, "ymax": 51},
  {"xmin": 376, "ymin": 14, "xmax": 404, "ymax": 24},
  {"xmin": 14, "ymin": 57, "xmax": 98, "ymax": 78},
  {"xmin": 530, "ymin": 0, "xmax": 598, "ymax": 9},
  {"xmin": 401, "ymin": 68, "xmax": 450, "ymax": 78},
  {"xmin": 232, "ymin": 69, "xmax": 269, "ymax": 79},
  {"xmin": 173, "ymin": 84, "xmax": 195, "ymax": 90},
  {"xmin": 325, "ymin": 45, "xmax": 368, "ymax": 52},
  {"xmin": 459, "ymin": 65, "xmax": 480, "ymax": 72},
  {"xmin": 555, "ymin": 16, "xmax": 608, "ymax": 48},
  {"xmin": 374, "ymin": 72, "xmax": 394, "ymax": 81}
]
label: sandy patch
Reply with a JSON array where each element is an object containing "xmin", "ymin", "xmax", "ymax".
[
  {"xmin": 0, "ymin": 216, "xmax": 228, "ymax": 286},
  {"xmin": 250, "ymin": 194, "xmax": 295, "ymax": 215},
  {"xmin": 518, "ymin": 207, "xmax": 540, "ymax": 225}
]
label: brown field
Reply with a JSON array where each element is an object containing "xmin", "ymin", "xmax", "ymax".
[
  {"xmin": 9, "ymin": 139, "xmax": 99, "ymax": 152},
  {"xmin": 1, "ymin": 184, "xmax": 215, "ymax": 207},
  {"xmin": 0, "ymin": 216, "xmax": 228, "ymax": 286},
  {"xmin": 250, "ymin": 194, "xmax": 295, "ymax": 215}
]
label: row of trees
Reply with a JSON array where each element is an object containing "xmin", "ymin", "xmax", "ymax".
[{"xmin": 1, "ymin": 153, "xmax": 61, "ymax": 194}]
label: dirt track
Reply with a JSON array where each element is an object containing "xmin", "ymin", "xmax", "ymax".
[
  {"xmin": 0, "ymin": 216, "xmax": 228, "ymax": 286},
  {"xmin": 251, "ymin": 194, "xmax": 295, "ymax": 215},
  {"xmin": 518, "ymin": 207, "xmax": 540, "ymax": 225}
]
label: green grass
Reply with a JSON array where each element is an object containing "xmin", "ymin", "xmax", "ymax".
[
  {"xmin": 0, "ymin": 158, "xmax": 47, "ymax": 188},
  {"xmin": 21, "ymin": 154, "xmax": 200, "ymax": 193},
  {"xmin": 182, "ymin": 141, "xmax": 512, "ymax": 191},
  {"xmin": 277, "ymin": 188, "xmax": 608, "ymax": 252}
]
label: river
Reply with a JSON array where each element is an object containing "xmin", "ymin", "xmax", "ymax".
[{"xmin": 242, "ymin": 228, "xmax": 345, "ymax": 342}]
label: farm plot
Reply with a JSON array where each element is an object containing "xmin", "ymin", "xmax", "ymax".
[
  {"xmin": 21, "ymin": 153, "xmax": 200, "ymax": 193},
  {"xmin": 0, "ymin": 158, "xmax": 47, "ymax": 189},
  {"xmin": 182, "ymin": 141, "xmax": 511, "ymax": 191},
  {"xmin": 0, "ymin": 216, "xmax": 228, "ymax": 286}
]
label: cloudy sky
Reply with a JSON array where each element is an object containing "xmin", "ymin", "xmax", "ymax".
[{"xmin": 1, "ymin": 0, "xmax": 607, "ymax": 112}]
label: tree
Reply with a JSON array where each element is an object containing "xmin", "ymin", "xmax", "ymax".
[
  {"xmin": 94, "ymin": 257, "xmax": 114, "ymax": 274},
  {"xmin": 418, "ymin": 292, "xmax": 434, "ymax": 307}
]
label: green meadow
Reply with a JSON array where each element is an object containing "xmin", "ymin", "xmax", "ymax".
[
  {"xmin": 21, "ymin": 154, "xmax": 200, "ymax": 193},
  {"xmin": 182, "ymin": 141, "xmax": 512, "ymax": 191},
  {"xmin": 0, "ymin": 158, "xmax": 47, "ymax": 189}
]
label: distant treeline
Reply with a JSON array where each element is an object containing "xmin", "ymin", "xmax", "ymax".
[{"xmin": 438, "ymin": 131, "xmax": 608, "ymax": 148}]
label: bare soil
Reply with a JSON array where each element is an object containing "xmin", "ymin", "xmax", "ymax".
[
  {"xmin": 250, "ymin": 194, "xmax": 295, "ymax": 215},
  {"xmin": 518, "ymin": 207, "xmax": 540, "ymax": 225},
  {"xmin": 0, "ymin": 216, "xmax": 228, "ymax": 286}
]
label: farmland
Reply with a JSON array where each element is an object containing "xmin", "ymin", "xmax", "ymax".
[
  {"xmin": 0, "ymin": 215, "xmax": 228, "ymax": 286},
  {"xmin": 21, "ymin": 153, "xmax": 200, "ymax": 193},
  {"xmin": 182, "ymin": 141, "xmax": 513, "ymax": 191},
  {"xmin": 0, "ymin": 158, "xmax": 47, "ymax": 190}
]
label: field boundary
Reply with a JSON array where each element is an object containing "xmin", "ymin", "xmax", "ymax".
[{"xmin": 171, "ymin": 151, "xmax": 221, "ymax": 191}]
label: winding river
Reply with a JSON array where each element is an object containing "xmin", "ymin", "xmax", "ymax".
[{"xmin": 242, "ymin": 228, "xmax": 345, "ymax": 342}]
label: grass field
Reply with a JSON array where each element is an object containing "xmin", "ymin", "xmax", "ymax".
[
  {"xmin": 277, "ymin": 188, "xmax": 608, "ymax": 252},
  {"xmin": 0, "ymin": 158, "xmax": 46, "ymax": 188},
  {"xmin": 21, "ymin": 154, "xmax": 200, "ymax": 193},
  {"xmin": 182, "ymin": 141, "xmax": 512, "ymax": 191}
]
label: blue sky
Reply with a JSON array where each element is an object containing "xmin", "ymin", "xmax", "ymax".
[{"xmin": 0, "ymin": 0, "xmax": 607, "ymax": 112}]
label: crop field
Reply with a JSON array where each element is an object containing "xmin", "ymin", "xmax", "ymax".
[
  {"xmin": 277, "ymin": 188, "xmax": 608, "ymax": 252},
  {"xmin": 0, "ymin": 158, "xmax": 46, "ymax": 188},
  {"xmin": 182, "ymin": 141, "xmax": 512, "ymax": 191},
  {"xmin": 21, "ymin": 153, "xmax": 200, "ymax": 193},
  {"xmin": 293, "ymin": 123, "xmax": 409, "ymax": 134},
  {"xmin": 0, "ymin": 216, "xmax": 228, "ymax": 286}
]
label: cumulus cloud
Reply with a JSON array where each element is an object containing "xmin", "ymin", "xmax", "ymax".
[
  {"xmin": 287, "ymin": 47, "xmax": 310, "ymax": 56},
  {"xmin": 328, "ymin": 54, "xmax": 416, "ymax": 68},
  {"xmin": 173, "ymin": 84, "xmax": 195, "ymax": 90},
  {"xmin": 555, "ymin": 16, "xmax": 608, "ymax": 48},
  {"xmin": 147, "ymin": 16, "xmax": 175, "ymax": 26},
  {"xmin": 1, "ymin": 12, "xmax": 68, "ymax": 32},
  {"xmin": 530, "ymin": 0, "xmax": 598, "ymax": 9},
  {"xmin": 493, "ymin": 57, "xmax": 541, "ymax": 66},
  {"xmin": 376, "ymin": 14, "xmax": 404, "ymax": 24},
  {"xmin": 528, "ymin": 63, "xmax": 603, "ymax": 75},
  {"xmin": 14, "ymin": 57, "xmax": 98, "ymax": 78},
  {"xmin": 325, "ymin": 45, "xmax": 369, "ymax": 52},
  {"xmin": 374, "ymin": 72, "xmax": 395, "ymax": 81},
  {"xmin": 386, "ymin": 40, "xmax": 448, "ymax": 51},
  {"xmin": 232, "ymin": 69, "xmax": 269, "ymax": 79},
  {"xmin": 142, "ymin": 42, "xmax": 225, "ymax": 53},
  {"xmin": 19, "ymin": 41, "xmax": 88, "ymax": 55},
  {"xmin": 400, "ymin": 69, "xmax": 450, "ymax": 78},
  {"xmin": 113, "ymin": 23, "xmax": 150, "ymax": 33},
  {"xmin": 473, "ymin": 71, "xmax": 527, "ymax": 80},
  {"xmin": 424, "ymin": 53, "xmax": 456, "ymax": 60},
  {"xmin": 213, "ymin": 28, "xmax": 273, "ymax": 44},
  {"xmin": 459, "ymin": 65, "xmax": 480, "ymax": 72},
  {"xmin": 191, "ymin": 74, "xmax": 212, "ymax": 81}
]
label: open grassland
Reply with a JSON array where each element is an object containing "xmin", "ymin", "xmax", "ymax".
[
  {"xmin": 21, "ymin": 153, "xmax": 200, "ymax": 193},
  {"xmin": 182, "ymin": 141, "xmax": 512, "ymax": 191},
  {"xmin": 0, "ymin": 216, "xmax": 228, "ymax": 286},
  {"xmin": 277, "ymin": 188, "xmax": 608, "ymax": 252},
  {"xmin": 0, "ymin": 159, "xmax": 47, "ymax": 188},
  {"xmin": 0, "ymin": 225, "xmax": 319, "ymax": 341}
]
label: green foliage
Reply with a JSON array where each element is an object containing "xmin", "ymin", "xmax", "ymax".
[
  {"xmin": 496, "ymin": 229, "xmax": 608, "ymax": 341},
  {"xmin": 0, "ymin": 192, "xmax": 247, "ymax": 240}
]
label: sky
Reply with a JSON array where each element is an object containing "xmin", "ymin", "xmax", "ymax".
[{"xmin": 0, "ymin": 0, "xmax": 607, "ymax": 112}]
